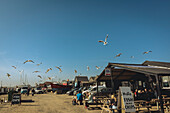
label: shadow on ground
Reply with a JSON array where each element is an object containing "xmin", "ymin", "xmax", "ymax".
[
  {"xmin": 21, "ymin": 104, "xmax": 39, "ymax": 106},
  {"xmin": 0, "ymin": 107, "xmax": 8, "ymax": 108},
  {"xmin": 87, "ymin": 107, "xmax": 102, "ymax": 110},
  {"xmin": 21, "ymin": 100, "xmax": 35, "ymax": 103}
]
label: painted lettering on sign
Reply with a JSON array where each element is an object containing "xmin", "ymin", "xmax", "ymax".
[
  {"xmin": 119, "ymin": 87, "xmax": 136, "ymax": 112},
  {"xmin": 11, "ymin": 94, "xmax": 21, "ymax": 105}
]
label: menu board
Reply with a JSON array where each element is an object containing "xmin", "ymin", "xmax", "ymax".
[{"xmin": 11, "ymin": 93, "xmax": 21, "ymax": 105}]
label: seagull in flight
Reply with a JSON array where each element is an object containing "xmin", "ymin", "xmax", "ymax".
[
  {"xmin": 33, "ymin": 71, "xmax": 40, "ymax": 73},
  {"xmin": 7, "ymin": 73, "xmax": 11, "ymax": 78},
  {"xmin": 143, "ymin": 51, "xmax": 152, "ymax": 54},
  {"xmin": 131, "ymin": 56, "xmax": 134, "ymax": 59},
  {"xmin": 96, "ymin": 66, "xmax": 100, "ymax": 70},
  {"xmin": 74, "ymin": 70, "xmax": 77, "ymax": 74},
  {"xmin": 87, "ymin": 66, "xmax": 90, "ymax": 71},
  {"xmin": 48, "ymin": 77, "xmax": 55, "ymax": 80},
  {"xmin": 114, "ymin": 53, "xmax": 122, "ymax": 58},
  {"xmin": 98, "ymin": 34, "xmax": 108, "ymax": 45},
  {"xmin": 37, "ymin": 75, "xmax": 42, "ymax": 79},
  {"xmin": 23, "ymin": 60, "xmax": 34, "ymax": 64},
  {"xmin": 55, "ymin": 66, "xmax": 62, "ymax": 73},
  {"xmin": 48, "ymin": 77, "xmax": 52, "ymax": 80},
  {"xmin": 12, "ymin": 66, "xmax": 16, "ymax": 69},
  {"xmin": 36, "ymin": 62, "xmax": 42, "ymax": 66},
  {"xmin": 45, "ymin": 68, "xmax": 52, "ymax": 73}
]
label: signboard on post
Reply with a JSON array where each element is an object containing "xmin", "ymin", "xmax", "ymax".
[
  {"xmin": 105, "ymin": 68, "xmax": 111, "ymax": 76},
  {"xmin": 11, "ymin": 93, "xmax": 21, "ymax": 106},
  {"xmin": 117, "ymin": 87, "xmax": 136, "ymax": 113}
]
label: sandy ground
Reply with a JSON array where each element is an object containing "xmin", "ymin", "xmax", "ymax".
[
  {"xmin": 1, "ymin": 93, "xmax": 169, "ymax": 113},
  {"xmin": 0, "ymin": 93, "xmax": 101, "ymax": 113}
]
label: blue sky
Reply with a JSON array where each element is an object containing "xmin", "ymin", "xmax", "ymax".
[{"xmin": 0, "ymin": 0, "xmax": 170, "ymax": 86}]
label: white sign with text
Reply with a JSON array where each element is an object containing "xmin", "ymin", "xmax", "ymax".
[{"xmin": 120, "ymin": 87, "xmax": 136, "ymax": 112}]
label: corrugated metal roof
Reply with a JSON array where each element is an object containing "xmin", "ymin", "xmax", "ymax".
[
  {"xmin": 96, "ymin": 61, "xmax": 170, "ymax": 81},
  {"xmin": 109, "ymin": 63, "xmax": 170, "ymax": 75},
  {"xmin": 143, "ymin": 61, "xmax": 170, "ymax": 68}
]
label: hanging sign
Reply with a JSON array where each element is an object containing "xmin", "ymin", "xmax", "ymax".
[{"xmin": 105, "ymin": 68, "xmax": 111, "ymax": 76}]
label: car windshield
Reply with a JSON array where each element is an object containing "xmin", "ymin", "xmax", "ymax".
[
  {"xmin": 88, "ymin": 87, "xmax": 92, "ymax": 90},
  {"xmin": 36, "ymin": 87, "xmax": 41, "ymax": 90}
]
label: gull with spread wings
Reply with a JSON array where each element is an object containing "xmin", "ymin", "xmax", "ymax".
[
  {"xmin": 114, "ymin": 53, "xmax": 122, "ymax": 58},
  {"xmin": 37, "ymin": 62, "xmax": 42, "ymax": 66},
  {"xmin": 12, "ymin": 66, "xmax": 16, "ymax": 69},
  {"xmin": 37, "ymin": 75, "xmax": 42, "ymax": 79},
  {"xmin": 7, "ymin": 73, "xmax": 11, "ymax": 78},
  {"xmin": 33, "ymin": 71, "xmax": 40, "ymax": 73},
  {"xmin": 45, "ymin": 68, "xmax": 52, "ymax": 73},
  {"xmin": 87, "ymin": 66, "xmax": 90, "ymax": 71},
  {"xmin": 23, "ymin": 60, "xmax": 34, "ymax": 64},
  {"xmin": 55, "ymin": 66, "xmax": 62, "ymax": 73},
  {"xmin": 98, "ymin": 34, "xmax": 108, "ymax": 45},
  {"xmin": 143, "ymin": 51, "xmax": 152, "ymax": 54},
  {"xmin": 96, "ymin": 66, "xmax": 100, "ymax": 70},
  {"xmin": 74, "ymin": 70, "xmax": 77, "ymax": 74}
]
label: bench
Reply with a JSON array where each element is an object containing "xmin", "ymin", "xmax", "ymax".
[
  {"xmin": 101, "ymin": 104, "xmax": 117, "ymax": 113},
  {"xmin": 84, "ymin": 102, "xmax": 103, "ymax": 109},
  {"xmin": 136, "ymin": 105, "xmax": 152, "ymax": 112},
  {"xmin": 163, "ymin": 103, "xmax": 170, "ymax": 112}
]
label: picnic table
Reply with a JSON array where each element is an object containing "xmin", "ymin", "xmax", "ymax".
[
  {"xmin": 95, "ymin": 96, "xmax": 107, "ymax": 100},
  {"xmin": 134, "ymin": 100, "xmax": 152, "ymax": 112},
  {"xmin": 84, "ymin": 98, "xmax": 103, "ymax": 109},
  {"xmin": 101, "ymin": 98, "xmax": 117, "ymax": 113},
  {"xmin": 152, "ymin": 97, "xmax": 170, "ymax": 111}
]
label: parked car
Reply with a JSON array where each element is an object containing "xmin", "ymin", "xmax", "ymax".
[
  {"xmin": 66, "ymin": 88, "xmax": 78, "ymax": 95},
  {"xmin": 21, "ymin": 86, "xmax": 28, "ymax": 94},
  {"xmin": 73, "ymin": 87, "xmax": 84, "ymax": 95},
  {"xmin": 82, "ymin": 86, "xmax": 106, "ymax": 96},
  {"xmin": 34, "ymin": 87, "xmax": 43, "ymax": 94},
  {"xmin": 92, "ymin": 88, "xmax": 113, "ymax": 97}
]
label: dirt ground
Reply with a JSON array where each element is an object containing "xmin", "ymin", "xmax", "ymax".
[
  {"xmin": 0, "ymin": 93, "xmax": 101, "ymax": 113},
  {"xmin": 1, "ymin": 93, "xmax": 169, "ymax": 113}
]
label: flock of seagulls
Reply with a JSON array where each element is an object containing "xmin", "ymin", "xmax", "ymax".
[
  {"xmin": 98, "ymin": 34, "xmax": 152, "ymax": 58},
  {"xmin": 6, "ymin": 34, "xmax": 152, "ymax": 82},
  {"xmin": 8, "ymin": 59, "xmax": 103, "ymax": 81}
]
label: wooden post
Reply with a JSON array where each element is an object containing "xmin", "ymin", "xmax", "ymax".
[
  {"xmin": 155, "ymin": 74, "xmax": 164, "ymax": 113},
  {"xmin": 111, "ymin": 72, "xmax": 114, "ymax": 93},
  {"xmin": 97, "ymin": 80, "xmax": 99, "ymax": 96}
]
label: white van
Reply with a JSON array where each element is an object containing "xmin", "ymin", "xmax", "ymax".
[
  {"xmin": 21, "ymin": 86, "xmax": 28, "ymax": 94},
  {"xmin": 82, "ymin": 86, "xmax": 105, "ymax": 95}
]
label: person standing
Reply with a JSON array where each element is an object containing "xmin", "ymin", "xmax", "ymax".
[
  {"xmin": 76, "ymin": 90, "xmax": 83, "ymax": 105},
  {"xmin": 27, "ymin": 88, "xmax": 30, "ymax": 96},
  {"xmin": 32, "ymin": 88, "xmax": 35, "ymax": 96}
]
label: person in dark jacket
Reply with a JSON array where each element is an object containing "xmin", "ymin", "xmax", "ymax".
[{"xmin": 32, "ymin": 88, "xmax": 35, "ymax": 96}]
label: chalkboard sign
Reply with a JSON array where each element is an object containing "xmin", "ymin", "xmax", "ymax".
[{"xmin": 11, "ymin": 93, "xmax": 21, "ymax": 105}]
